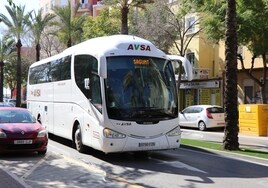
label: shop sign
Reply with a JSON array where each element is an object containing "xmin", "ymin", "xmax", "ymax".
[{"xmin": 180, "ymin": 80, "xmax": 220, "ymax": 89}]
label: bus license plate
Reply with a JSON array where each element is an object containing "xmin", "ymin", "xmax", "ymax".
[
  {"xmin": 14, "ymin": 140, "xmax": 33, "ymax": 144},
  {"xmin": 139, "ymin": 142, "xmax": 155, "ymax": 147}
]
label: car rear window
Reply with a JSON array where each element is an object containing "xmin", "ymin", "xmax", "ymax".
[{"xmin": 207, "ymin": 107, "xmax": 224, "ymax": 113}]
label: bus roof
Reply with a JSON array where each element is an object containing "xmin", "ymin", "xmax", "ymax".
[
  {"xmin": 63, "ymin": 35, "xmax": 166, "ymax": 57},
  {"xmin": 30, "ymin": 35, "xmax": 167, "ymax": 68}
]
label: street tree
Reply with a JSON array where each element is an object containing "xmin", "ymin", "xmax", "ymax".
[
  {"xmin": 28, "ymin": 10, "xmax": 55, "ymax": 61},
  {"xmin": 191, "ymin": 0, "xmax": 268, "ymax": 104},
  {"xmin": 83, "ymin": 7, "xmax": 120, "ymax": 39},
  {"xmin": 223, "ymin": 0, "xmax": 239, "ymax": 150},
  {"xmin": 134, "ymin": 0, "xmax": 201, "ymax": 55},
  {"xmin": 184, "ymin": 0, "xmax": 239, "ymax": 150},
  {"xmin": 0, "ymin": 4, "xmax": 30, "ymax": 107},
  {"xmin": 236, "ymin": 0, "xmax": 268, "ymax": 104},
  {"xmin": 52, "ymin": 1, "xmax": 87, "ymax": 48},
  {"xmin": 102, "ymin": 0, "xmax": 154, "ymax": 34},
  {"xmin": 40, "ymin": 31, "xmax": 64, "ymax": 58},
  {"xmin": 3, "ymin": 54, "xmax": 30, "ymax": 100},
  {"xmin": 0, "ymin": 36, "xmax": 15, "ymax": 102}
]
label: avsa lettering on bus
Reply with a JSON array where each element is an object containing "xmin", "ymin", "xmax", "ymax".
[{"xmin": 127, "ymin": 44, "xmax": 151, "ymax": 51}]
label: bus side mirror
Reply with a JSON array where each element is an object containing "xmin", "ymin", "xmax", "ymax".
[{"xmin": 84, "ymin": 78, "xmax": 90, "ymax": 90}]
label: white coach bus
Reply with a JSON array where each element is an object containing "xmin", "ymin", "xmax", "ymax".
[{"xmin": 27, "ymin": 35, "xmax": 193, "ymax": 153}]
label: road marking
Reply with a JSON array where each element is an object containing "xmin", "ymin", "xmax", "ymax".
[
  {"xmin": 150, "ymin": 157, "xmax": 207, "ymax": 174},
  {"xmin": 21, "ymin": 154, "xmax": 50, "ymax": 179},
  {"xmin": 63, "ymin": 154, "xmax": 145, "ymax": 188},
  {"xmin": 49, "ymin": 144, "xmax": 145, "ymax": 188}
]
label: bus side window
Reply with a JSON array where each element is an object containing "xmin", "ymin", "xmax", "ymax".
[{"xmin": 74, "ymin": 55, "xmax": 102, "ymax": 112}]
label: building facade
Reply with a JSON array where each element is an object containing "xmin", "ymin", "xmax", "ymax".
[
  {"xmin": 39, "ymin": 0, "xmax": 68, "ymax": 15},
  {"xmin": 171, "ymin": 2, "xmax": 268, "ymax": 109},
  {"xmin": 39, "ymin": 0, "xmax": 102, "ymax": 17}
]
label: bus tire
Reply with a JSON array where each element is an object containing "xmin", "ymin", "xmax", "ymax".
[{"xmin": 74, "ymin": 125, "xmax": 86, "ymax": 153}]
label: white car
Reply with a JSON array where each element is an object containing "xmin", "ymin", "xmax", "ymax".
[
  {"xmin": 179, "ymin": 105, "xmax": 225, "ymax": 131},
  {"xmin": 4, "ymin": 98, "xmax": 16, "ymax": 106}
]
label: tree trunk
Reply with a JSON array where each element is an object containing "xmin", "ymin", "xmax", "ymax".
[
  {"xmin": 121, "ymin": 6, "xmax": 129, "ymax": 35},
  {"xmin": 261, "ymin": 54, "xmax": 267, "ymax": 103},
  {"xmin": 223, "ymin": 0, "xmax": 239, "ymax": 150},
  {"xmin": 36, "ymin": 43, "xmax": 41, "ymax": 62},
  {"xmin": 16, "ymin": 39, "xmax": 22, "ymax": 107},
  {"xmin": 67, "ymin": 37, "xmax": 72, "ymax": 48},
  {"xmin": 0, "ymin": 61, "xmax": 4, "ymax": 102}
]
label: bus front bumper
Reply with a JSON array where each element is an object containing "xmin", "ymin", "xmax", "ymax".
[{"xmin": 102, "ymin": 134, "xmax": 181, "ymax": 153}]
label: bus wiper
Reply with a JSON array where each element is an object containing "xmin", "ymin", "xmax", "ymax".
[
  {"xmin": 129, "ymin": 111, "xmax": 147, "ymax": 118},
  {"xmin": 130, "ymin": 109, "xmax": 176, "ymax": 118}
]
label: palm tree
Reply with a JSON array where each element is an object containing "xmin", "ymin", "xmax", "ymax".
[
  {"xmin": 0, "ymin": 36, "xmax": 15, "ymax": 102},
  {"xmin": 223, "ymin": 0, "xmax": 239, "ymax": 150},
  {"xmin": 52, "ymin": 1, "xmax": 87, "ymax": 48},
  {"xmin": 28, "ymin": 10, "xmax": 55, "ymax": 61},
  {"xmin": 102, "ymin": 0, "xmax": 154, "ymax": 34},
  {"xmin": 0, "ymin": 4, "xmax": 29, "ymax": 107}
]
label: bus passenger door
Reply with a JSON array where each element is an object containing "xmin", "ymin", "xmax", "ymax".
[{"xmin": 43, "ymin": 103, "xmax": 54, "ymax": 134}]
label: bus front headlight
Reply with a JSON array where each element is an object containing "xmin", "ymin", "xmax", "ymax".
[
  {"xmin": 167, "ymin": 126, "xmax": 181, "ymax": 137},
  {"xmin": 103, "ymin": 128, "xmax": 126, "ymax": 139}
]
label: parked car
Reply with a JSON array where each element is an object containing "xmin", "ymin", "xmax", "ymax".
[
  {"xmin": 4, "ymin": 98, "xmax": 16, "ymax": 106},
  {"xmin": 0, "ymin": 102, "xmax": 15, "ymax": 107},
  {"xmin": 0, "ymin": 107, "xmax": 48, "ymax": 154},
  {"xmin": 179, "ymin": 105, "xmax": 225, "ymax": 131}
]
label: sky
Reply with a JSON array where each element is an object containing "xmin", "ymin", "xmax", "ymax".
[{"xmin": 0, "ymin": 0, "xmax": 40, "ymax": 33}]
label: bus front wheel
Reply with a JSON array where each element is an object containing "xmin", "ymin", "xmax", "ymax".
[{"xmin": 74, "ymin": 125, "xmax": 86, "ymax": 153}]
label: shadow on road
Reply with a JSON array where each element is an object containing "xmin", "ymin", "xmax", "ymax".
[{"xmin": 48, "ymin": 133, "xmax": 268, "ymax": 183}]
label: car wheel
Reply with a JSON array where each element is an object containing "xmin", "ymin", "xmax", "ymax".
[
  {"xmin": 198, "ymin": 121, "xmax": 207, "ymax": 131},
  {"xmin": 74, "ymin": 125, "xmax": 86, "ymax": 153},
  {"xmin": 38, "ymin": 149, "xmax": 47, "ymax": 155}
]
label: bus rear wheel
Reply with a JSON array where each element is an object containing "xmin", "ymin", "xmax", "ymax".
[{"xmin": 74, "ymin": 125, "xmax": 86, "ymax": 153}]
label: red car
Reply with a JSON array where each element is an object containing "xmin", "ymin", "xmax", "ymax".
[{"xmin": 0, "ymin": 107, "xmax": 48, "ymax": 155}]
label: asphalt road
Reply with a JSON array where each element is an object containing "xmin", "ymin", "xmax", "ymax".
[{"xmin": 1, "ymin": 131, "xmax": 267, "ymax": 188}]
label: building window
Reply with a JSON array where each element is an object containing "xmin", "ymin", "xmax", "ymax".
[
  {"xmin": 61, "ymin": 0, "xmax": 68, "ymax": 6},
  {"xmin": 186, "ymin": 16, "xmax": 195, "ymax": 33},
  {"xmin": 80, "ymin": 0, "xmax": 88, "ymax": 8},
  {"xmin": 186, "ymin": 52, "xmax": 195, "ymax": 67},
  {"xmin": 50, "ymin": 0, "xmax": 55, "ymax": 9},
  {"xmin": 244, "ymin": 86, "xmax": 253, "ymax": 104},
  {"xmin": 45, "ymin": 3, "xmax": 49, "ymax": 13},
  {"xmin": 237, "ymin": 46, "xmax": 244, "ymax": 59}
]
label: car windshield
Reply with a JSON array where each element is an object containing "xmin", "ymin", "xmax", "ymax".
[
  {"xmin": 105, "ymin": 56, "xmax": 178, "ymax": 121},
  {"xmin": 0, "ymin": 110, "xmax": 36, "ymax": 123}
]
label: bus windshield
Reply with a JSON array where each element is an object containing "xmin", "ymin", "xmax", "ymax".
[{"xmin": 105, "ymin": 56, "xmax": 178, "ymax": 121}]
